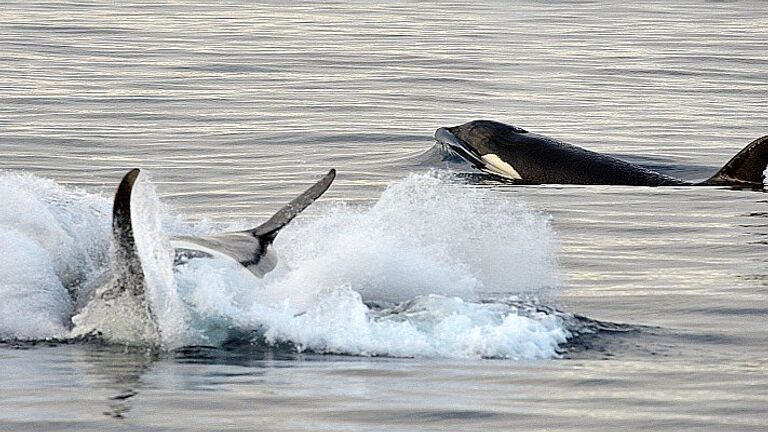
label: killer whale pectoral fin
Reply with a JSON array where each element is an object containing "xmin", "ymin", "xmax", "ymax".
[
  {"xmin": 168, "ymin": 169, "xmax": 336, "ymax": 279},
  {"xmin": 704, "ymin": 135, "xmax": 768, "ymax": 187},
  {"xmin": 249, "ymin": 168, "xmax": 336, "ymax": 242}
]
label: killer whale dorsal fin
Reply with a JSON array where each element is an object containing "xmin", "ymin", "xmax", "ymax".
[
  {"xmin": 250, "ymin": 168, "xmax": 336, "ymax": 241},
  {"xmin": 75, "ymin": 168, "xmax": 159, "ymax": 344},
  {"xmin": 112, "ymin": 168, "xmax": 145, "ymax": 297},
  {"xmin": 705, "ymin": 135, "xmax": 768, "ymax": 187},
  {"xmin": 111, "ymin": 168, "xmax": 157, "ymax": 336}
]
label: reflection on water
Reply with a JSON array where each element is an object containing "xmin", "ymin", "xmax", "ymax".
[
  {"xmin": 2, "ymin": 341, "xmax": 767, "ymax": 431},
  {"xmin": 1, "ymin": 0, "xmax": 767, "ymax": 430}
]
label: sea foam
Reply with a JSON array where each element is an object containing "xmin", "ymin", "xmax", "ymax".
[
  {"xmin": 0, "ymin": 173, "xmax": 109, "ymax": 340},
  {"xmin": 1, "ymin": 171, "xmax": 567, "ymax": 359},
  {"xmin": 170, "ymin": 173, "xmax": 566, "ymax": 358}
]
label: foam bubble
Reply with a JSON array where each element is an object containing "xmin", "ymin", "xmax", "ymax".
[
  {"xmin": 0, "ymin": 229, "xmax": 72, "ymax": 339},
  {"xmin": 262, "ymin": 173, "xmax": 560, "ymax": 306},
  {"xmin": 0, "ymin": 172, "xmax": 110, "ymax": 340},
  {"xmin": 1, "ymin": 171, "xmax": 568, "ymax": 358},
  {"xmin": 260, "ymin": 290, "xmax": 569, "ymax": 359},
  {"xmin": 171, "ymin": 173, "xmax": 567, "ymax": 358}
]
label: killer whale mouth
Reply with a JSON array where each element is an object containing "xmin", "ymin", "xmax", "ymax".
[
  {"xmin": 435, "ymin": 127, "xmax": 488, "ymax": 171},
  {"xmin": 434, "ymin": 128, "xmax": 523, "ymax": 181}
]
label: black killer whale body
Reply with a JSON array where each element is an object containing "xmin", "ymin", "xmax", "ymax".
[
  {"xmin": 435, "ymin": 120, "xmax": 768, "ymax": 187},
  {"xmin": 81, "ymin": 168, "xmax": 336, "ymax": 341}
]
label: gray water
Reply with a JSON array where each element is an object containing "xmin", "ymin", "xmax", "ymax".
[{"xmin": 2, "ymin": 1, "xmax": 768, "ymax": 430}]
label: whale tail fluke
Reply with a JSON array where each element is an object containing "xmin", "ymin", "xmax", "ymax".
[
  {"xmin": 704, "ymin": 135, "xmax": 768, "ymax": 187},
  {"xmin": 250, "ymin": 168, "xmax": 336, "ymax": 242}
]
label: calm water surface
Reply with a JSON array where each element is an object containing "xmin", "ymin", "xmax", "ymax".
[{"xmin": 1, "ymin": 1, "xmax": 768, "ymax": 430}]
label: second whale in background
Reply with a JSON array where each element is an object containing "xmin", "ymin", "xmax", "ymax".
[{"xmin": 435, "ymin": 120, "xmax": 768, "ymax": 187}]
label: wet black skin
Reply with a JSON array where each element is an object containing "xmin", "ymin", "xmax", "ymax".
[
  {"xmin": 437, "ymin": 121, "xmax": 684, "ymax": 185},
  {"xmin": 436, "ymin": 120, "xmax": 768, "ymax": 187}
]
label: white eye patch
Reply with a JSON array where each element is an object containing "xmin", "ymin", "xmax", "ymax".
[{"xmin": 480, "ymin": 154, "xmax": 522, "ymax": 180}]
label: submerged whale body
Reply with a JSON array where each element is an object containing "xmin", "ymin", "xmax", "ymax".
[
  {"xmin": 77, "ymin": 168, "xmax": 336, "ymax": 342},
  {"xmin": 435, "ymin": 120, "xmax": 768, "ymax": 187}
]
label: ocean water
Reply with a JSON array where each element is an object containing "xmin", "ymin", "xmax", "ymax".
[{"xmin": 1, "ymin": 1, "xmax": 767, "ymax": 430}]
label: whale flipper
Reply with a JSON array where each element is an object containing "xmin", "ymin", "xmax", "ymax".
[
  {"xmin": 172, "ymin": 169, "xmax": 336, "ymax": 277},
  {"xmin": 252, "ymin": 168, "xmax": 336, "ymax": 240},
  {"xmin": 704, "ymin": 135, "xmax": 768, "ymax": 187}
]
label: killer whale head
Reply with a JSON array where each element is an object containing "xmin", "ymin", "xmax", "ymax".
[{"xmin": 435, "ymin": 120, "xmax": 529, "ymax": 181}]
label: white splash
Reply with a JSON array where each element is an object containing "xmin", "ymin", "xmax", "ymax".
[
  {"xmin": 0, "ymin": 171, "xmax": 567, "ymax": 359},
  {"xmin": 171, "ymin": 173, "xmax": 566, "ymax": 358},
  {"xmin": 0, "ymin": 173, "xmax": 110, "ymax": 340}
]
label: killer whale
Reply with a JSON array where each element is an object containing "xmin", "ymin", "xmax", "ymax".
[
  {"xmin": 78, "ymin": 168, "xmax": 336, "ymax": 339},
  {"xmin": 435, "ymin": 120, "xmax": 768, "ymax": 187}
]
